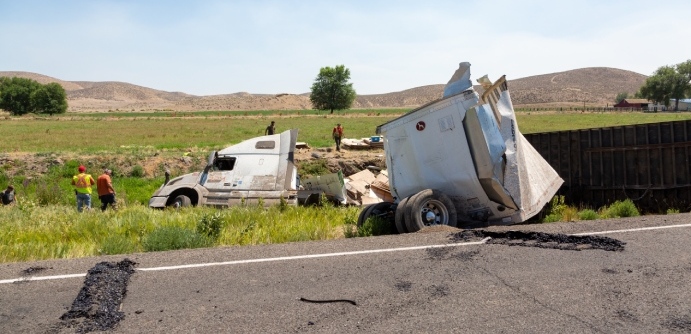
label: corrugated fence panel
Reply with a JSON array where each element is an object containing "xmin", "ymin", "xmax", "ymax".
[{"xmin": 525, "ymin": 119, "xmax": 691, "ymax": 213}]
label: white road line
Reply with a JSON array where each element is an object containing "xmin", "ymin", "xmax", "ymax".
[
  {"xmin": 571, "ymin": 223, "xmax": 691, "ymax": 236},
  {"xmin": 0, "ymin": 273, "xmax": 86, "ymax": 284},
  {"xmin": 0, "ymin": 238, "xmax": 491, "ymax": 284}
]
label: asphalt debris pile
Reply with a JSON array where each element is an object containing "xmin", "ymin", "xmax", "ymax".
[
  {"xmin": 56, "ymin": 259, "xmax": 136, "ymax": 333},
  {"xmin": 451, "ymin": 230, "xmax": 625, "ymax": 251}
]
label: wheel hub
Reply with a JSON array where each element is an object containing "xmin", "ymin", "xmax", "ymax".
[{"xmin": 423, "ymin": 210, "xmax": 437, "ymax": 224}]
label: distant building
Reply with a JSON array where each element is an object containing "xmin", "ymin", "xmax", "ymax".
[
  {"xmin": 670, "ymin": 99, "xmax": 691, "ymax": 111},
  {"xmin": 613, "ymin": 98, "xmax": 651, "ymax": 108},
  {"xmin": 613, "ymin": 98, "xmax": 666, "ymax": 111}
]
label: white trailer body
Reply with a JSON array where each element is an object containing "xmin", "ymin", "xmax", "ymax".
[{"xmin": 375, "ymin": 62, "xmax": 563, "ymax": 228}]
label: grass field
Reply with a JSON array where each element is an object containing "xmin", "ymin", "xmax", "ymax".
[
  {"xmin": 1, "ymin": 109, "xmax": 689, "ymax": 263},
  {"xmin": 2, "ymin": 110, "xmax": 690, "ymax": 152}
]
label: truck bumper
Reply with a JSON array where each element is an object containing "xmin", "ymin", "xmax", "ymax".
[{"xmin": 148, "ymin": 196, "xmax": 168, "ymax": 208}]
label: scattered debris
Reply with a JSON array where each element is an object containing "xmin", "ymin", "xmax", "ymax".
[
  {"xmin": 341, "ymin": 136, "xmax": 383, "ymax": 150},
  {"xmin": 451, "ymin": 230, "xmax": 626, "ymax": 251},
  {"xmin": 54, "ymin": 259, "xmax": 136, "ymax": 333},
  {"xmin": 299, "ymin": 297, "xmax": 357, "ymax": 306},
  {"xmin": 395, "ymin": 281, "xmax": 412, "ymax": 292},
  {"xmin": 21, "ymin": 266, "xmax": 48, "ymax": 276}
]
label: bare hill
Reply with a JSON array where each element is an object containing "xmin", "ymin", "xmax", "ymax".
[{"xmin": 0, "ymin": 67, "xmax": 646, "ymax": 112}]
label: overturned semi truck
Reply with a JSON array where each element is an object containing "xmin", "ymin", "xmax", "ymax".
[
  {"xmin": 149, "ymin": 129, "xmax": 347, "ymax": 209},
  {"xmin": 359, "ymin": 62, "xmax": 564, "ymax": 233},
  {"xmin": 149, "ymin": 130, "xmax": 300, "ymax": 208}
]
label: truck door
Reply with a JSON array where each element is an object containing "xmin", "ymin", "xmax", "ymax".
[{"xmin": 202, "ymin": 154, "xmax": 245, "ymax": 206}]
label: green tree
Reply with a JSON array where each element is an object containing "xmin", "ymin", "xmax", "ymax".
[
  {"xmin": 677, "ymin": 59, "xmax": 691, "ymax": 97},
  {"xmin": 309, "ymin": 65, "xmax": 356, "ymax": 114},
  {"xmin": 0, "ymin": 77, "xmax": 67, "ymax": 115},
  {"xmin": 0, "ymin": 77, "xmax": 42, "ymax": 115},
  {"xmin": 638, "ymin": 60, "xmax": 691, "ymax": 110},
  {"xmin": 614, "ymin": 92, "xmax": 628, "ymax": 104},
  {"xmin": 32, "ymin": 82, "xmax": 68, "ymax": 115}
]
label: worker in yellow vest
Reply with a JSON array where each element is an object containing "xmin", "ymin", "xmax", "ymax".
[{"xmin": 72, "ymin": 165, "xmax": 96, "ymax": 212}]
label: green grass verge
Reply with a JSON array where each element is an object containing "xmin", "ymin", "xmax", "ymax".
[{"xmin": 0, "ymin": 203, "xmax": 362, "ymax": 263}]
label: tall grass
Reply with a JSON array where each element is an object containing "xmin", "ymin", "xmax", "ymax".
[
  {"xmin": 0, "ymin": 203, "xmax": 361, "ymax": 263},
  {"xmin": 539, "ymin": 197, "xmax": 643, "ymax": 223}
]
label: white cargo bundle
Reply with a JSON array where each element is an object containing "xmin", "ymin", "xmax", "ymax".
[{"xmin": 362, "ymin": 62, "xmax": 563, "ymax": 232}]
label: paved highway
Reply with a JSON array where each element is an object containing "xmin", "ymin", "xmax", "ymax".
[{"xmin": 2, "ymin": 213, "xmax": 691, "ymax": 333}]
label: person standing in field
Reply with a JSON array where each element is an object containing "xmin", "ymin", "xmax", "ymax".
[
  {"xmin": 72, "ymin": 165, "xmax": 95, "ymax": 212},
  {"xmin": 1, "ymin": 185, "xmax": 16, "ymax": 205},
  {"xmin": 265, "ymin": 121, "xmax": 276, "ymax": 135},
  {"xmin": 97, "ymin": 169, "xmax": 116, "ymax": 211},
  {"xmin": 332, "ymin": 123, "xmax": 344, "ymax": 151}
]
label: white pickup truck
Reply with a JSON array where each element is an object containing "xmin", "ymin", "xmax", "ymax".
[{"xmin": 359, "ymin": 62, "xmax": 563, "ymax": 232}]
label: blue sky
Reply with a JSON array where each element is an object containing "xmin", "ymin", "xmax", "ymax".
[{"xmin": 2, "ymin": 0, "xmax": 690, "ymax": 96}]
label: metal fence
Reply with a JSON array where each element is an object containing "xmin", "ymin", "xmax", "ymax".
[{"xmin": 524, "ymin": 120, "xmax": 691, "ymax": 213}]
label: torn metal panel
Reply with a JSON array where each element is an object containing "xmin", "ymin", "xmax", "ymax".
[
  {"xmin": 376, "ymin": 62, "xmax": 563, "ymax": 226},
  {"xmin": 298, "ymin": 171, "xmax": 347, "ymax": 205}
]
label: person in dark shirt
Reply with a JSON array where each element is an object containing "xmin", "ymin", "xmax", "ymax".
[
  {"xmin": 1, "ymin": 185, "xmax": 15, "ymax": 205},
  {"xmin": 265, "ymin": 121, "xmax": 276, "ymax": 135}
]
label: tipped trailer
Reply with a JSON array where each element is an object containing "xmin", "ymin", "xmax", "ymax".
[{"xmin": 358, "ymin": 62, "xmax": 563, "ymax": 232}]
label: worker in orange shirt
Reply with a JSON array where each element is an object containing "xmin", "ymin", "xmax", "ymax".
[
  {"xmin": 72, "ymin": 165, "xmax": 96, "ymax": 212},
  {"xmin": 332, "ymin": 123, "xmax": 344, "ymax": 152},
  {"xmin": 97, "ymin": 169, "xmax": 117, "ymax": 211}
]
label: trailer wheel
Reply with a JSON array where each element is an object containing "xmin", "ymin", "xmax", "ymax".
[
  {"xmin": 394, "ymin": 196, "xmax": 411, "ymax": 234},
  {"xmin": 170, "ymin": 195, "xmax": 192, "ymax": 208},
  {"xmin": 357, "ymin": 204, "xmax": 374, "ymax": 227},
  {"xmin": 405, "ymin": 189, "xmax": 457, "ymax": 232},
  {"xmin": 358, "ymin": 202, "xmax": 396, "ymax": 231}
]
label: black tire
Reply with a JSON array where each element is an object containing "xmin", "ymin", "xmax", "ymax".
[
  {"xmin": 394, "ymin": 196, "xmax": 411, "ymax": 234},
  {"xmin": 369, "ymin": 202, "xmax": 396, "ymax": 223},
  {"xmin": 170, "ymin": 194, "xmax": 192, "ymax": 208},
  {"xmin": 357, "ymin": 204, "xmax": 374, "ymax": 227},
  {"xmin": 358, "ymin": 202, "xmax": 395, "ymax": 229},
  {"xmin": 405, "ymin": 189, "xmax": 457, "ymax": 232}
]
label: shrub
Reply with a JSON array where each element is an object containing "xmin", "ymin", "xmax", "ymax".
[
  {"xmin": 542, "ymin": 213, "xmax": 562, "ymax": 223},
  {"xmin": 578, "ymin": 209, "xmax": 599, "ymax": 220},
  {"xmin": 130, "ymin": 165, "xmax": 145, "ymax": 178},
  {"xmin": 142, "ymin": 226, "xmax": 210, "ymax": 252},
  {"xmin": 541, "ymin": 195, "xmax": 567, "ymax": 222},
  {"xmin": 197, "ymin": 212, "xmax": 223, "ymax": 240},
  {"xmin": 357, "ymin": 216, "xmax": 396, "ymax": 237},
  {"xmin": 561, "ymin": 206, "xmax": 579, "ymax": 222},
  {"xmin": 600, "ymin": 199, "xmax": 640, "ymax": 218},
  {"xmin": 666, "ymin": 208, "xmax": 680, "ymax": 214},
  {"xmin": 343, "ymin": 215, "xmax": 358, "ymax": 238},
  {"xmin": 35, "ymin": 178, "xmax": 65, "ymax": 205}
]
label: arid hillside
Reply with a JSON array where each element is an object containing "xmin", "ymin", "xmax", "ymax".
[{"xmin": 0, "ymin": 67, "xmax": 647, "ymax": 112}]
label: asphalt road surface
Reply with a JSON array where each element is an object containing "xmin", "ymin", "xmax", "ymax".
[{"xmin": 2, "ymin": 213, "xmax": 691, "ymax": 333}]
